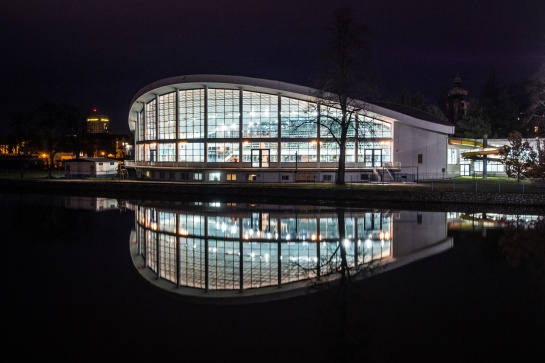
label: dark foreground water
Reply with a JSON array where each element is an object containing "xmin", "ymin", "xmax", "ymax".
[{"xmin": 2, "ymin": 193, "xmax": 544, "ymax": 362}]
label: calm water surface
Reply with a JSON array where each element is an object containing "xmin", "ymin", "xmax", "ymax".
[{"xmin": 3, "ymin": 193, "xmax": 544, "ymax": 362}]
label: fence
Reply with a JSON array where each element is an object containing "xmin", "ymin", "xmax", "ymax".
[{"xmin": 416, "ymin": 177, "xmax": 545, "ymax": 194}]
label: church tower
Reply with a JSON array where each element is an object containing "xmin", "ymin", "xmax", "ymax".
[{"xmin": 446, "ymin": 75, "xmax": 468, "ymax": 125}]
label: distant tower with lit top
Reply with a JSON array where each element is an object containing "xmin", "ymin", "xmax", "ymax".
[
  {"xmin": 446, "ymin": 75, "xmax": 468, "ymax": 125},
  {"xmin": 87, "ymin": 108, "xmax": 110, "ymax": 134}
]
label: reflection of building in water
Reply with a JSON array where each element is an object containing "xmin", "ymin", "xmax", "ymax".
[
  {"xmin": 64, "ymin": 197, "xmax": 122, "ymax": 211},
  {"xmin": 447, "ymin": 212, "xmax": 543, "ymax": 231},
  {"xmin": 129, "ymin": 202, "xmax": 452, "ymax": 300}
]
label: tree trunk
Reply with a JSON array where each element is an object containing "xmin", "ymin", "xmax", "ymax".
[
  {"xmin": 336, "ymin": 144, "xmax": 346, "ymax": 184},
  {"xmin": 336, "ymin": 115, "xmax": 348, "ymax": 185},
  {"xmin": 48, "ymin": 153, "xmax": 54, "ymax": 179}
]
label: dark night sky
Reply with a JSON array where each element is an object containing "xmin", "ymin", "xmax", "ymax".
[{"xmin": 1, "ymin": 0, "xmax": 544, "ymax": 134}]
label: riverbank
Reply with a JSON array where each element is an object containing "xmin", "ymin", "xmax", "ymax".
[{"xmin": 2, "ymin": 178, "xmax": 545, "ymax": 212}]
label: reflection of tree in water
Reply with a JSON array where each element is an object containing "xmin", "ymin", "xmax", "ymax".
[
  {"xmin": 299, "ymin": 208, "xmax": 383, "ymax": 362},
  {"xmin": 12, "ymin": 194, "xmax": 91, "ymax": 244},
  {"xmin": 499, "ymin": 217, "xmax": 545, "ymax": 281}
]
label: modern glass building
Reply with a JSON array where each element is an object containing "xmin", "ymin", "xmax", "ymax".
[{"xmin": 128, "ymin": 75, "xmax": 454, "ymax": 182}]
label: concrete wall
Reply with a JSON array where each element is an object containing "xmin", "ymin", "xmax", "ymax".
[{"xmin": 394, "ymin": 123, "xmax": 448, "ymax": 180}]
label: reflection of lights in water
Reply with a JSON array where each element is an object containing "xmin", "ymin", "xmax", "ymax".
[{"xmin": 128, "ymin": 203, "xmax": 458, "ymax": 297}]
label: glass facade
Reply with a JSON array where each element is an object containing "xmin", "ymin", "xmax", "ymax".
[{"xmin": 134, "ymin": 84, "xmax": 393, "ymax": 172}]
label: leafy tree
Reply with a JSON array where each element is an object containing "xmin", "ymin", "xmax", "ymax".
[
  {"xmin": 454, "ymin": 98, "xmax": 492, "ymax": 138},
  {"xmin": 388, "ymin": 88, "xmax": 427, "ymax": 111},
  {"xmin": 311, "ymin": 6, "xmax": 376, "ymax": 185},
  {"xmin": 525, "ymin": 137, "xmax": 545, "ymax": 187},
  {"xmin": 388, "ymin": 88, "xmax": 447, "ymax": 121},
  {"xmin": 479, "ymin": 71, "xmax": 525, "ymax": 137},
  {"xmin": 426, "ymin": 104, "xmax": 447, "ymax": 120},
  {"xmin": 527, "ymin": 61, "xmax": 545, "ymax": 117},
  {"xmin": 502, "ymin": 131, "xmax": 532, "ymax": 182}
]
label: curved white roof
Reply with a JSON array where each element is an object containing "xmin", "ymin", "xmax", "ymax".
[{"xmin": 128, "ymin": 74, "xmax": 454, "ymax": 135}]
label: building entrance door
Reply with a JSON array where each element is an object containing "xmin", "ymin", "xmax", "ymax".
[
  {"xmin": 251, "ymin": 149, "xmax": 270, "ymax": 168},
  {"xmin": 364, "ymin": 149, "xmax": 382, "ymax": 167}
]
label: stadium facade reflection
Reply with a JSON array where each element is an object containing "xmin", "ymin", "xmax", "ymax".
[{"xmin": 128, "ymin": 201, "xmax": 453, "ymax": 302}]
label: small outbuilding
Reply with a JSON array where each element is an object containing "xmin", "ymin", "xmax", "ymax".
[{"xmin": 64, "ymin": 157, "xmax": 121, "ymax": 178}]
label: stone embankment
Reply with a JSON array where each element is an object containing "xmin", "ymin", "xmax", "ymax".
[{"xmin": 2, "ymin": 179, "xmax": 545, "ymax": 212}]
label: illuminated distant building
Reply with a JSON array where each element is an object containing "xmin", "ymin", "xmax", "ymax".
[{"xmin": 87, "ymin": 108, "xmax": 110, "ymax": 134}]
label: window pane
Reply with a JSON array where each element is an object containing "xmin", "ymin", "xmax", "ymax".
[
  {"xmin": 178, "ymin": 142, "xmax": 204, "ymax": 162},
  {"xmin": 208, "ymin": 89, "xmax": 240, "ymax": 138},
  {"xmin": 158, "ymin": 92, "xmax": 176, "ymax": 140},
  {"xmin": 179, "ymin": 89, "xmax": 205, "ymax": 139},
  {"xmin": 281, "ymin": 142, "xmax": 317, "ymax": 162},
  {"xmin": 280, "ymin": 97, "xmax": 317, "ymax": 138},
  {"xmin": 145, "ymin": 99, "xmax": 157, "ymax": 140},
  {"xmin": 158, "ymin": 143, "xmax": 176, "ymax": 162},
  {"xmin": 242, "ymin": 91, "xmax": 278, "ymax": 138},
  {"xmin": 207, "ymin": 142, "xmax": 240, "ymax": 162}
]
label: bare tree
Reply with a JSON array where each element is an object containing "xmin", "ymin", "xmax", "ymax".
[
  {"xmin": 29, "ymin": 103, "xmax": 78, "ymax": 178},
  {"xmin": 310, "ymin": 6, "xmax": 375, "ymax": 185}
]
